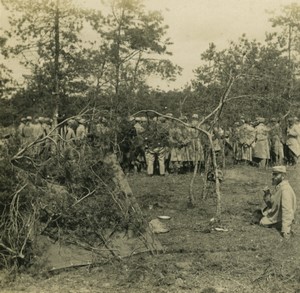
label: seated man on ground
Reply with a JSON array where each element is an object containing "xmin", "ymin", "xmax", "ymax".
[{"xmin": 258, "ymin": 166, "xmax": 297, "ymax": 239}]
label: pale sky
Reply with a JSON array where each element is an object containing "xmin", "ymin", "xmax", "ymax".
[
  {"xmin": 1, "ymin": 0, "xmax": 299, "ymax": 90},
  {"xmin": 142, "ymin": 0, "xmax": 298, "ymax": 89}
]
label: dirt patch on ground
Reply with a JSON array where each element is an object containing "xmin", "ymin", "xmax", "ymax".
[{"xmin": 2, "ymin": 165, "xmax": 300, "ymax": 293}]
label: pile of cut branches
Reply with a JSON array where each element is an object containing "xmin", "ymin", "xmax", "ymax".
[{"xmin": 0, "ymin": 118, "xmax": 154, "ymax": 274}]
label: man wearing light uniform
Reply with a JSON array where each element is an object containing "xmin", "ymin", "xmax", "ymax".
[{"xmin": 260, "ymin": 165, "xmax": 297, "ymax": 239}]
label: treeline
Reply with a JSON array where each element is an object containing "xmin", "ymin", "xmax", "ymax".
[{"xmin": 1, "ymin": 1, "xmax": 300, "ymax": 127}]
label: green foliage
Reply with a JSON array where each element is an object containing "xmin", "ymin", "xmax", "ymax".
[
  {"xmin": 0, "ymin": 99, "xmax": 16, "ymax": 126},
  {"xmin": 267, "ymin": 3, "xmax": 300, "ymax": 99},
  {"xmin": 192, "ymin": 34, "xmax": 294, "ymax": 124},
  {"xmin": 1, "ymin": 0, "xmax": 180, "ymax": 120},
  {"xmin": 1, "ymin": 0, "xmax": 92, "ymax": 116},
  {"xmin": 85, "ymin": 0, "xmax": 181, "ymax": 113},
  {"xmin": 268, "ymin": 3, "xmax": 300, "ymax": 54}
]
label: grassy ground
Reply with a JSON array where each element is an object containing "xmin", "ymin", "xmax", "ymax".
[{"xmin": 2, "ymin": 164, "xmax": 300, "ymax": 293}]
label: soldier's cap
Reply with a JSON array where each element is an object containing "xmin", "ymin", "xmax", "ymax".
[
  {"xmin": 128, "ymin": 116, "xmax": 135, "ymax": 122},
  {"xmin": 135, "ymin": 117, "xmax": 142, "ymax": 122},
  {"xmin": 272, "ymin": 166, "xmax": 286, "ymax": 174},
  {"xmin": 140, "ymin": 117, "xmax": 147, "ymax": 122},
  {"xmin": 67, "ymin": 119, "xmax": 76, "ymax": 125},
  {"xmin": 270, "ymin": 117, "xmax": 277, "ymax": 122},
  {"xmin": 255, "ymin": 117, "xmax": 265, "ymax": 123},
  {"xmin": 165, "ymin": 113, "xmax": 173, "ymax": 117},
  {"xmin": 224, "ymin": 130, "xmax": 230, "ymax": 137},
  {"xmin": 21, "ymin": 117, "xmax": 27, "ymax": 122},
  {"xmin": 38, "ymin": 117, "xmax": 44, "ymax": 122},
  {"xmin": 78, "ymin": 118, "xmax": 86, "ymax": 124},
  {"xmin": 287, "ymin": 117, "xmax": 295, "ymax": 121},
  {"xmin": 294, "ymin": 116, "xmax": 299, "ymax": 121},
  {"xmin": 44, "ymin": 117, "xmax": 51, "ymax": 122},
  {"xmin": 192, "ymin": 114, "xmax": 199, "ymax": 119},
  {"xmin": 26, "ymin": 116, "xmax": 32, "ymax": 121}
]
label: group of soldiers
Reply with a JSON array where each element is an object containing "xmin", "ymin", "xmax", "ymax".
[
  {"xmin": 16, "ymin": 116, "xmax": 89, "ymax": 156},
  {"xmin": 231, "ymin": 116, "xmax": 300, "ymax": 167},
  {"xmin": 124, "ymin": 113, "xmax": 207, "ymax": 176},
  {"xmin": 14, "ymin": 113, "xmax": 300, "ymax": 175},
  {"xmin": 17, "ymin": 116, "xmax": 54, "ymax": 146},
  {"xmin": 124, "ymin": 113, "xmax": 300, "ymax": 176}
]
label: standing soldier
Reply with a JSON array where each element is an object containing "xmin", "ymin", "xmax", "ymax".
[
  {"xmin": 75, "ymin": 118, "xmax": 88, "ymax": 155},
  {"xmin": 65, "ymin": 120, "xmax": 76, "ymax": 143},
  {"xmin": 34, "ymin": 117, "xmax": 46, "ymax": 139},
  {"xmin": 119, "ymin": 116, "xmax": 138, "ymax": 173},
  {"xmin": 76, "ymin": 118, "xmax": 88, "ymax": 140},
  {"xmin": 32, "ymin": 117, "xmax": 47, "ymax": 156},
  {"xmin": 189, "ymin": 114, "xmax": 204, "ymax": 171},
  {"xmin": 286, "ymin": 117, "xmax": 300, "ymax": 165},
  {"xmin": 239, "ymin": 118, "xmax": 256, "ymax": 164},
  {"xmin": 133, "ymin": 117, "xmax": 145, "ymax": 135},
  {"xmin": 23, "ymin": 116, "xmax": 35, "ymax": 144},
  {"xmin": 64, "ymin": 119, "xmax": 76, "ymax": 159},
  {"xmin": 231, "ymin": 121, "xmax": 241, "ymax": 163},
  {"xmin": 294, "ymin": 116, "xmax": 300, "ymax": 148},
  {"xmin": 17, "ymin": 117, "xmax": 27, "ymax": 145},
  {"xmin": 269, "ymin": 118, "xmax": 284, "ymax": 165},
  {"xmin": 252, "ymin": 117, "xmax": 270, "ymax": 168},
  {"xmin": 168, "ymin": 118, "xmax": 183, "ymax": 174},
  {"xmin": 144, "ymin": 116, "xmax": 169, "ymax": 176}
]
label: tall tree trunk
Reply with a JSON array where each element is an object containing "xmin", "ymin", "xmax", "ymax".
[
  {"xmin": 287, "ymin": 23, "xmax": 294, "ymax": 99},
  {"xmin": 53, "ymin": 0, "xmax": 60, "ymax": 126}
]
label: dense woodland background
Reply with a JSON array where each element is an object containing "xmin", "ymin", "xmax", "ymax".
[{"xmin": 1, "ymin": 0, "xmax": 300, "ymax": 127}]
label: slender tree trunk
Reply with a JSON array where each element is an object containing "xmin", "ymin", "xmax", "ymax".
[
  {"xmin": 211, "ymin": 147, "xmax": 222, "ymax": 218},
  {"xmin": 188, "ymin": 155, "xmax": 198, "ymax": 207},
  {"xmin": 287, "ymin": 23, "xmax": 293, "ymax": 99},
  {"xmin": 53, "ymin": 0, "xmax": 60, "ymax": 126},
  {"xmin": 202, "ymin": 147, "xmax": 211, "ymax": 200}
]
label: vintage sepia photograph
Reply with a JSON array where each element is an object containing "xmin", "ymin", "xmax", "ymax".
[{"xmin": 1, "ymin": 0, "xmax": 300, "ymax": 292}]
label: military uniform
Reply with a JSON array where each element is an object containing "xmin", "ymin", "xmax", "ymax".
[
  {"xmin": 168, "ymin": 121, "xmax": 184, "ymax": 172},
  {"xmin": 260, "ymin": 179, "xmax": 296, "ymax": 234},
  {"xmin": 252, "ymin": 118, "xmax": 270, "ymax": 167},
  {"xmin": 188, "ymin": 118, "xmax": 204, "ymax": 165},
  {"xmin": 144, "ymin": 119, "xmax": 169, "ymax": 176},
  {"xmin": 269, "ymin": 120, "xmax": 284, "ymax": 165},
  {"xmin": 238, "ymin": 122, "xmax": 256, "ymax": 162},
  {"xmin": 286, "ymin": 119, "xmax": 300, "ymax": 163}
]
